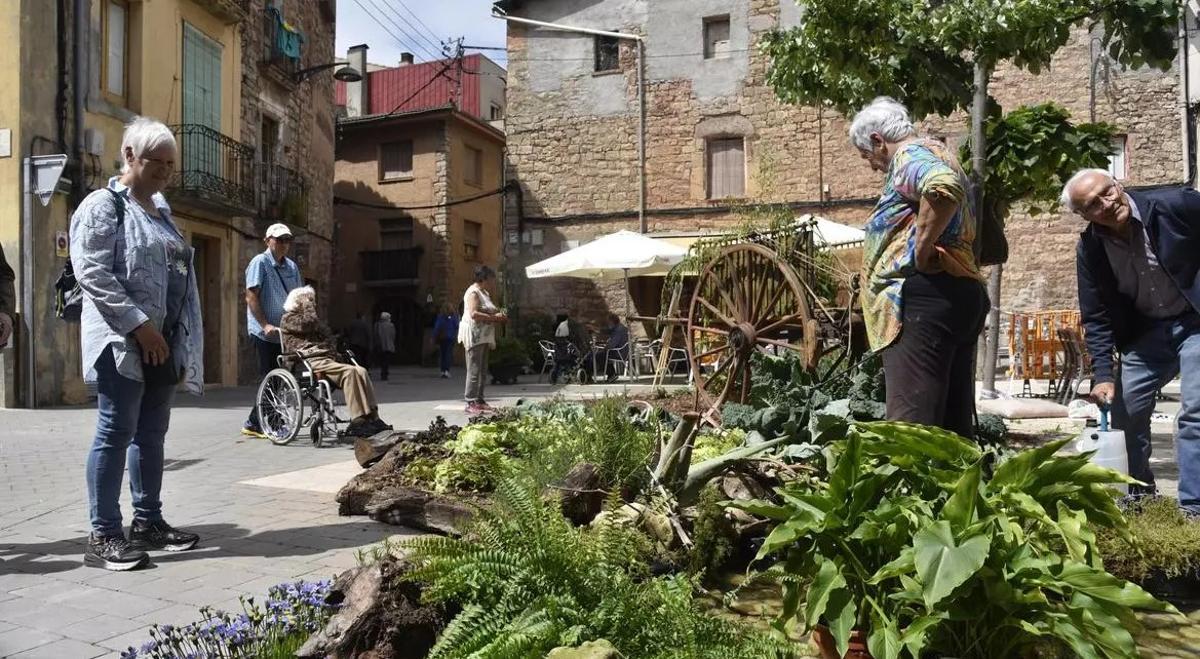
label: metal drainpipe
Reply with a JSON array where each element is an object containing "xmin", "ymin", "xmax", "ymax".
[
  {"xmin": 73, "ymin": 0, "xmax": 87, "ymax": 204},
  {"xmin": 492, "ymin": 12, "xmax": 647, "ymax": 232}
]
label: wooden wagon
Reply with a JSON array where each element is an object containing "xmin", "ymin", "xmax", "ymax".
[{"xmin": 639, "ymin": 216, "xmax": 867, "ymax": 424}]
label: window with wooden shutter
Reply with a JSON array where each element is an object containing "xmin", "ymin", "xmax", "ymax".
[
  {"xmin": 464, "ymin": 220, "xmax": 482, "ymax": 261},
  {"xmin": 182, "ymin": 23, "xmax": 223, "ymax": 177},
  {"xmin": 380, "ymin": 141, "xmax": 414, "ymax": 180},
  {"xmin": 380, "ymin": 217, "xmax": 414, "ymax": 249},
  {"xmin": 704, "ymin": 16, "xmax": 731, "ymax": 59},
  {"xmin": 466, "ymin": 146, "xmax": 483, "ymax": 186},
  {"xmin": 707, "ymin": 138, "xmax": 745, "ymax": 199},
  {"xmin": 102, "ymin": 0, "xmax": 129, "ymax": 104}
]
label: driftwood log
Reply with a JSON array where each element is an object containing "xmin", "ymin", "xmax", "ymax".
[
  {"xmin": 363, "ymin": 486, "xmax": 475, "ymax": 535},
  {"xmin": 297, "ymin": 547, "xmax": 446, "ymax": 659},
  {"xmin": 354, "ymin": 432, "xmax": 406, "ymax": 468}
]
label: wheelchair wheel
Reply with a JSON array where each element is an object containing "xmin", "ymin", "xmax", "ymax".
[{"xmin": 257, "ymin": 368, "xmax": 303, "ymax": 445}]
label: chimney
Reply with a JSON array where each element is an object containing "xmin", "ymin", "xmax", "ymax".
[
  {"xmin": 346, "ymin": 44, "xmax": 370, "ymax": 117},
  {"xmin": 399, "ymin": 52, "xmax": 415, "ymax": 66}
]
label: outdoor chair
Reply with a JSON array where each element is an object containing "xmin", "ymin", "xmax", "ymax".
[
  {"xmin": 648, "ymin": 339, "xmax": 690, "ymax": 382},
  {"xmin": 1056, "ymin": 328, "xmax": 1094, "ymax": 405},
  {"xmin": 537, "ymin": 339, "xmax": 555, "ymax": 383},
  {"xmin": 606, "ymin": 342, "xmax": 631, "ymax": 381}
]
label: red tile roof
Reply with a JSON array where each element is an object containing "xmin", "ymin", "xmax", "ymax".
[{"xmin": 336, "ymin": 54, "xmax": 484, "ymax": 118}]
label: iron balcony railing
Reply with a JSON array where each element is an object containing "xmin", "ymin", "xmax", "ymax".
[
  {"xmin": 259, "ymin": 162, "xmax": 308, "ymax": 227},
  {"xmin": 361, "ymin": 248, "xmax": 424, "ymax": 284},
  {"xmin": 169, "ymin": 124, "xmax": 256, "ymax": 214}
]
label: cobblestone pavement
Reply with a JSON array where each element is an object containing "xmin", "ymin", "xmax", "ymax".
[
  {"xmin": 0, "ymin": 368, "xmax": 666, "ymax": 658},
  {"xmin": 1, "ymin": 370, "xmax": 1193, "ymax": 657}
]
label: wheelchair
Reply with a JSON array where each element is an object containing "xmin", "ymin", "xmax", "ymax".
[{"xmin": 254, "ymin": 333, "xmax": 359, "ymax": 447}]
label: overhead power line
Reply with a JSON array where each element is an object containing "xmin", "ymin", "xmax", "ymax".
[
  {"xmin": 395, "ymin": 0, "xmax": 446, "ymax": 54},
  {"xmin": 335, "ymin": 185, "xmax": 510, "ymax": 211},
  {"xmin": 353, "ymin": 0, "xmax": 440, "ymax": 62},
  {"xmin": 373, "ymin": 0, "xmax": 445, "ymax": 59}
]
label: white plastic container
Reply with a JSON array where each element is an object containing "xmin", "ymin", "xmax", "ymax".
[{"xmin": 1075, "ymin": 410, "xmax": 1129, "ymax": 494}]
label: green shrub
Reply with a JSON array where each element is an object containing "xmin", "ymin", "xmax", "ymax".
[
  {"xmin": 404, "ymin": 473, "xmax": 791, "ymax": 659},
  {"xmin": 686, "ymin": 486, "xmax": 736, "ymax": 579},
  {"xmin": 1098, "ymin": 496, "xmax": 1200, "ymax": 582},
  {"xmin": 490, "ymin": 336, "xmax": 530, "ymax": 370}
]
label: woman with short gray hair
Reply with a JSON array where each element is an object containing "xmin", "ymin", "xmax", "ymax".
[
  {"xmin": 71, "ymin": 116, "xmax": 203, "ymax": 570},
  {"xmin": 458, "ymin": 265, "xmax": 507, "ymax": 414},
  {"xmin": 852, "ymin": 97, "xmax": 987, "ymax": 438}
]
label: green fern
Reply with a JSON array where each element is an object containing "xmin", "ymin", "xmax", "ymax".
[{"xmin": 404, "ymin": 472, "xmax": 794, "ymax": 659}]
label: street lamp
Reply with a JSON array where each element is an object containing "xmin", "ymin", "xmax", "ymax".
[{"xmin": 292, "ymin": 63, "xmax": 362, "ymax": 84}]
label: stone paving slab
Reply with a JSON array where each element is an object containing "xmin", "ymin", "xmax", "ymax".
[{"xmin": 0, "ymin": 367, "xmax": 622, "ymax": 657}]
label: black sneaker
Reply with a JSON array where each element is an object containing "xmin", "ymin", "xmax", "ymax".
[
  {"xmin": 128, "ymin": 519, "xmax": 200, "ymax": 552},
  {"xmin": 85, "ymin": 533, "xmax": 149, "ymax": 571}
]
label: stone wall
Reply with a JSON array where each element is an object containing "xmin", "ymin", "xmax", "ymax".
[
  {"xmin": 237, "ymin": 0, "xmax": 337, "ymax": 383},
  {"xmin": 504, "ymin": 0, "xmax": 1186, "ymax": 330}
]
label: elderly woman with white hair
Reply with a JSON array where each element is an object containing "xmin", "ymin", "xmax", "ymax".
[
  {"xmin": 850, "ymin": 96, "xmax": 988, "ymax": 437},
  {"xmin": 280, "ymin": 286, "xmax": 391, "ymax": 436},
  {"xmin": 71, "ymin": 116, "xmax": 203, "ymax": 571}
]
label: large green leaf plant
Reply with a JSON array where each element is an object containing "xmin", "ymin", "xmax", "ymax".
[{"xmin": 736, "ymin": 419, "xmax": 1180, "ymax": 659}]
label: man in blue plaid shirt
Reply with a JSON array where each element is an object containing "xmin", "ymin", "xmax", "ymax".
[{"xmin": 242, "ymin": 223, "xmax": 303, "ymax": 438}]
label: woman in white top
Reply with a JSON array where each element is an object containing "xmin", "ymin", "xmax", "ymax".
[{"xmin": 458, "ymin": 265, "xmax": 507, "ymax": 413}]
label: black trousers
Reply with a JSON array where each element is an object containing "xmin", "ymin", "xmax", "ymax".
[
  {"xmin": 245, "ymin": 336, "xmax": 283, "ymax": 431},
  {"xmin": 881, "ymin": 272, "xmax": 989, "ymax": 439}
]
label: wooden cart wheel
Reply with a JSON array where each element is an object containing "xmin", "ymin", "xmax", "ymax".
[{"xmin": 686, "ymin": 243, "xmax": 815, "ymax": 424}]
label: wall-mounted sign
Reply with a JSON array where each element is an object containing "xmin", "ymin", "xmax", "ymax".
[{"xmin": 55, "ymin": 231, "xmax": 69, "ymax": 258}]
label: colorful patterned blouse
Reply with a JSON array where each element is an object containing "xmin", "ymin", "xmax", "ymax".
[{"xmin": 860, "ymin": 139, "xmax": 982, "ymax": 351}]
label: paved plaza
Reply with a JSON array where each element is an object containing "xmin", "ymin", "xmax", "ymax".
[
  {"xmin": 0, "ymin": 369, "xmax": 1186, "ymax": 657},
  {"xmin": 0, "ymin": 369, "xmax": 665, "ymax": 658}
]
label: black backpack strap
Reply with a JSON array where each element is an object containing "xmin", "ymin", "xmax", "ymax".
[{"xmin": 104, "ymin": 188, "xmax": 126, "ymax": 227}]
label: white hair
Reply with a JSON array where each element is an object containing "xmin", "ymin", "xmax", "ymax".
[
  {"xmin": 283, "ymin": 286, "xmax": 315, "ymax": 313},
  {"xmin": 1059, "ymin": 168, "xmax": 1115, "ymax": 212},
  {"xmin": 120, "ymin": 116, "xmax": 177, "ymax": 174},
  {"xmin": 849, "ymin": 96, "xmax": 916, "ymax": 151}
]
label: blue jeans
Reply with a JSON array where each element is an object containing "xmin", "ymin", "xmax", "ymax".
[
  {"xmin": 87, "ymin": 347, "xmax": 177, "ymax": 536},
  {"xmin": 439, "ymin": 339, "xmax": 455, "ymax": 373},
  {"xmin": 1113, "ymin": 312, "xmax": 1200, "ymax": 512}
]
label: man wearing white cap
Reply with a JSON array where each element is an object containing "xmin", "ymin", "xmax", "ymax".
[{"xmin": 242, "ymin": 223, "xmax": 303, "ymax": 438}]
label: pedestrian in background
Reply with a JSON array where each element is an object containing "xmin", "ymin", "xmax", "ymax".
[
  {"xmin": 0, "ymin": 242, "xmax": 13, "ymax": 347},
  {"xmin": 850, "ymin": 96, "xmax": 987, "ymax": 438},
  {"xmin": 242, "ymin": 223, "xmax": 301, "ymax": 439},
  {"xmin": 433, "ymin": 303, "xmax": 460, "ymax": 379},
  {"xmin": 71, "ymin": 116, "xmax": 203, "ymax": 570},
  {"xmin": 459, "ymin": 266, "xmax": 506, "ymax": 413},
  {"xmin": 347, "ymin": 311, "xmax": 373, "ymax": 369},
  {"xmin": 375, "ymin": 311, "xmax": 396, "ymax": 381}
]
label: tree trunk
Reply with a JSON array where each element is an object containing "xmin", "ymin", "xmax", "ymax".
[{"xmin": 971, "ymin": 58, "xmax": 1002, "ymax": 397}]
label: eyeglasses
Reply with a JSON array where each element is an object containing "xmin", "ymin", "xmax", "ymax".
[{"xmin": 139, "ymin": 156, "xmax": 175, "ymax": 169}]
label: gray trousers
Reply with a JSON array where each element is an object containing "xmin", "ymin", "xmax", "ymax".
[{"xmin": 464, "ymin": 345, "xmax": 489, "ymax": 402}]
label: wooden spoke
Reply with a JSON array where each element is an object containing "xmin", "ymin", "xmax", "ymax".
[
  {"xmin": 691, "ymin": 325, "xmax": 729, "ymax": 336},
  {"xmin": 693, "ymin": 344, "xmax": 730, "ymax": 363},
  {"xmin": 756, "ymin": 336, "xmax": 805, "ymax": 352},
  {"xmin": 758, "ymin": 313, "xmax": 807, "ymax": 337},
  {"xmin": 696, "ymin": 296, "xmax": 737, "ymax": 329}
]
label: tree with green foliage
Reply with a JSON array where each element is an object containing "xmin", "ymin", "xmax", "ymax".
[{"xmin": 763, "ymin": 0, "xmax": 1180, "ymax": 391}]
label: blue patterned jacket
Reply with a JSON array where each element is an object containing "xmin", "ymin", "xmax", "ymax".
[{"xmin": 69, "ymin": 178, "xmax": 205, "ymax": 394}]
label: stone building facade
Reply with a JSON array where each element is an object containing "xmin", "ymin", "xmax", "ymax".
[
  {"xmin": 0, "ymin": 0, "xmax": 338, "ymax": 406},
  {"xmin": 498, "ymin": 0, "xmax": 1191, "ymax": 333},
  {"xmin": 332, "ymin": 46, "xmax": 507, "ymax": 365}
]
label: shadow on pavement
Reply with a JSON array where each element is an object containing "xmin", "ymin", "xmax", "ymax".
[{"xmin": 0, "ymin": 521, "xmax": 402, "ymax": 576}]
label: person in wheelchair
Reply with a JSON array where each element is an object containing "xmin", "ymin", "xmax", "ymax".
[{"xmin": 281, "ymin": 286, "xmax": 391, "ymax": 437}]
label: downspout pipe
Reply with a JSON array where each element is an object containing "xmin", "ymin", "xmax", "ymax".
[
  {"xmin": 73, "ymin": 0, "xmax": 88, "ymax": 204},
  {"xmin": 492, "ymin": 11, "xmax": 648, "ymax": 233}
]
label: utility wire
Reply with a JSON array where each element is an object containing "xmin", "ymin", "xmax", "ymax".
[
  {"xmin": 386, "ymin": 0, "xmax": 447, "ymax": 58},
  {"xmin": 464, "ymin": 45, "xmax": 753, "ymax": 61},
  {"xmin": 335, "ymin": 185, "xmax": 509, "ymax": 211},
  {"xmin": 352, "ymin": 0, "xmax": 441, "ymax": 62}
]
